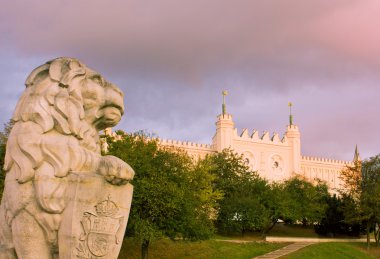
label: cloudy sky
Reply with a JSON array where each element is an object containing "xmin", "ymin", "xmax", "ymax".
[{"xmin": 1, "ymin": 0, "xmax": 379, "ymax": 160}]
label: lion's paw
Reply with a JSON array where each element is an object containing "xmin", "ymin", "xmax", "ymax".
[{"xmin": 98, "ymin": 155, "xmax": 135, "ymax": 185}]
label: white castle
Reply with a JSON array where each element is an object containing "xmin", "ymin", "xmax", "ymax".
[{"xmin": 105, "ymin": 92, "xmax": 357, "ymax": 191}]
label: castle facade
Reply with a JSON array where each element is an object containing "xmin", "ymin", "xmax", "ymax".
[
  {"xmin": 155, "ymin": 93, "xmax": 357, "ymax": 192},
  {"xmin": 157, "ymin": 111, "xmax": 354, "ymax": 191},
  {"xmin": 105, "ymin": 99, "xmax": 355, "ymax": 191}
]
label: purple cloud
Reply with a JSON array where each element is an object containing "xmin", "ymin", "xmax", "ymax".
[{"xmin": 1, "ymin": 0, "xmax": 379, "ymax": 160}]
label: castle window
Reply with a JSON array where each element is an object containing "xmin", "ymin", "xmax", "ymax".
[
  {"xmin": 242, "ymin": 151, "xmax": 255, "ymax": 169},
  {"xmin": 245, "ymin": 158, "xmax": 250, "ymax": 165},
  {"xmin": 269, "ymin": 154, "xmax": 284, "ymax": 174}
]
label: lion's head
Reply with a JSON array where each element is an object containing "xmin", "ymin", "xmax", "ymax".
[
  {"xmin": 14, "ymin": 57, "xmax": 124, "ymax": 133},
  {"xmin": 4, "ymin": 57, "xmax": 125, "ymax": 182}
]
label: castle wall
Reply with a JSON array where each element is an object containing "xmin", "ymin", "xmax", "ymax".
[
  {"xmin": 300, "ymin": 156, "xmax": 351, "ymax": 191},
  {"xmin": 104, "ymin": 111, "xmax": 353, "ymax": 192},
  {"xmin": 156, "ymin": 129, "xmax": 351, "ymax": 192},
  {"xmin": 157, "ymin": 138, "xmax": 214, "ymax": 160},
  {"xmin": 159, "ymin": 113, "xmax": 352, "ymax": 191},
  {"xmin": 231, "ymin": 128, "xmax": 292, "ymax": 181}
]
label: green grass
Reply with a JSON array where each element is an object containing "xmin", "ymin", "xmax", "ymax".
[
  {"xmin": 213, "ymin": 232, "xmax": 264, "ymax": 241},
  {"xmin": 117, "ymin": 225, "xmax": 380, "ymax": 258},
  {"xmin": 281, "ymin": 242, "xmax": 380, "ymax": 259},
  {"xmin": 268, "ymin": 223, "xmax": 320, "ymax": 238},
  {"xmin": 214, "ymin": 223, "xmax": 320, "ymax": 240},
  {"xmin": 118, "ymin": 238, "xmax": 286, "ymax": 259}
]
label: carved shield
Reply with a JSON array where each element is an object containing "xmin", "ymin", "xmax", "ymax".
[{"xmin": 59, "ymin": 173, "xmax": 133, "ymax": 259}]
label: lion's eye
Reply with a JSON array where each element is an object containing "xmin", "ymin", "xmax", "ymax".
[{"xmin": 89, "ymin": 75, "xmax": 104, "ymax": 86}]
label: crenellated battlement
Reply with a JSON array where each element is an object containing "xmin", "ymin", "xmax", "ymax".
[
  {"xmin": 157, "ymin": 138, "xmax": 213, "ymax": 150},
  {"xmin": 301, "ymin": 155, "xmax": 352, "ymax": 165},
  {"xmin": 235, "ymin": 128, "xmax": 288, "ymax": 145},
  {"xmin": 217, "ymin": 114, "xmax": 233, "ymax": 120},
  {"xmin": 103, "ymin": 128, "xmax": 214, "ymax": 151}
]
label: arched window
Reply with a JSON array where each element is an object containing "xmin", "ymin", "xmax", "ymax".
[{"xmin": 245, "ymin": 158, "xmax": 250, "ymax": 165}]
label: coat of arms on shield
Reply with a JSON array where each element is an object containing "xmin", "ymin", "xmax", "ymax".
[{"xmin": 77, "ymin": 196, "xmax": 124, "ymax": 258}]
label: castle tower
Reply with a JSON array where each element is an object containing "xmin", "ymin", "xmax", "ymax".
[
  {"xmin": 285, "ymin": 102, "xmax": 301, "ymax": 175},
  {"xmin": 212, "ymin": 91, "xmax": 234, "ymax": 151}
]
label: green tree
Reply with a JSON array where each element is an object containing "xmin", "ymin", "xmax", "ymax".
[
  {"xmin": 315, "ymin": 194, "xmax": 363, "ymax": 237},
  {"xmin": 217, "ymin": 175, "xmax": 269, "ymax": 236},
  {"xmin": 205, "ymin": 149, "xmax": 270, "ymax": 236},
  {"xmin": 360, "ymin": 156, "xmax": 380, "ymax": 247},
  {"xmin": 260, "ymin": 182, "xmax": 290, "ymax": 235},
  {"xmin": 106, "ymin": 132, "xmax": 219, "ymax": 259},
  {"xmin": 0, "ymin": 144, "xmax": 5, "ymax": 201},
  {"xmin": 283, "ymin": 177, "xmax": 329, "ymax": 226},
  {"xmin": 340, "ymin": 155, "xmax": 380, "ymax": 248},
  {"xmin": 339, "ymin": 159, "xmax": 362, "ymax": 201},
  {"xmin": 0, "ymin": 119, "xmax": 14, "ymax": 201}
]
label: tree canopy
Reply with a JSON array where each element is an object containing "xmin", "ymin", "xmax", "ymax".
[
  {"xmin": 205, "ymin": 149, "xmax": 268, "ymax": 236},
  {"xmin": 283, "ymin": 177, "xmax": 329, "ymax": 226},
  {"xmin": 339, "ymin": 156, "xmax": 380, "ymax": 248},
  {"xmin": 106, "ymin": 132, "xmax": 220, "ymax": 258}
]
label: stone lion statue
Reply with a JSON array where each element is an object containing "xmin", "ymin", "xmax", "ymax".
[{"xmin": 0, "ymin": 57, "xmax": 134, "ymax": 258}]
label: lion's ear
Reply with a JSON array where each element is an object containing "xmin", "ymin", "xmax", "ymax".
[{"xmin": 49, "ymin": 58, "xmax": 86, "ymax": 87}]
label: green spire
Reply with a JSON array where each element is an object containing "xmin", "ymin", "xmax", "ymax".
[
  {"xmin": 354, "ymin": 145, "xmax": 360, "ymax": 162},
  {"xmin": 288, "ymin": 102, "xmax": 293, "ymax": 126},
  {"xmin": 222, "ymin": 90, "xmax": 228, "ymax": 116}
]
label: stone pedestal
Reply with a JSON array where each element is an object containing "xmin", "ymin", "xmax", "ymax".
[{"xmin": 59, "ymin": 173, "xmax": 133, "ymax": 259}]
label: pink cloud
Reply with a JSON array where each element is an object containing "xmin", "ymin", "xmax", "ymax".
[{"xmin": 309, "ymin": 0, "xmax": 380, "ymax": 66}]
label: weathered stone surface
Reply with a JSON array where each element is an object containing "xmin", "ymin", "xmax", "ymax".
[{"xmin": 0, "ymin": 57, "xmax": 134, "ymax": 258}]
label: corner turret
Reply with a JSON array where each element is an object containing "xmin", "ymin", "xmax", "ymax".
[
  {"xmin": 285, "ymin": 103, "xmax": 301, "ymax": 174},
  {"xmin": 212, "ymin": 91, "xmax": 234, "ymax": 151}
]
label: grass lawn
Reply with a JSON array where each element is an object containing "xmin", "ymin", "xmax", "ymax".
[
  {"xmin": 118, "ymin": 238, "xmax": 286, "ymax": 259},
  {"xmin": 214, "ymin": 223, "xmax": 320, "ymax": 241},
  {"xmin": 117, "ymin": 225, "xmax": 378, "ymax": 258},
  {"xmin": 281, "ymin": 242, "xmax": 380, "ymax": 259},
  {"xmin": 213, "ymin": 232, "xmax": 263, "ymax": 241},
  {"xmin": 268, "ymin": 223, "xmax": 320, "ymax": 238}
]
